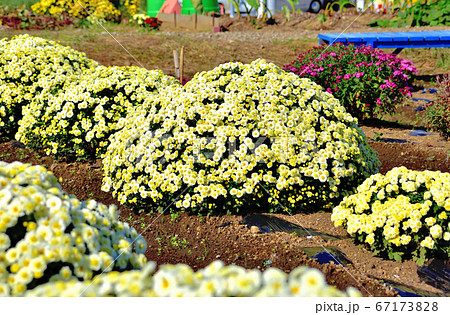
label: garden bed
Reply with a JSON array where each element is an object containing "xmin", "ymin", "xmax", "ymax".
[
  {"xmin": 1, "ymin": 111, "xmax": 448, "ymax": 297},
  {"xmin": 0, "ymin": 17, "xmax": 449, "ymax": 297}
]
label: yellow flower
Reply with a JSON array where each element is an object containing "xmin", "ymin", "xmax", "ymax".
[
  {"xmin": 430, "ymin": 225, "xmax": 443, "ymax": 239},
  {"xmin": 299, "ymin": 268, "xmax": 326, "ymax": 295},
  {"xmin": 103, "ymin": 59, "xmax": 379, "ymax": 215},
  {"xmin": 420, "ymin": 236, "xmax": 435, "ymax": 249}
]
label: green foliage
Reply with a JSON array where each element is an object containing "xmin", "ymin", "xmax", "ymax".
[
  {"xmin": 246, "ymin": 0, "xmax": 260, "ymax": 10},
  {"xmin": 229, "ymin": 0, "xmax": 241, "ymax": 18},
  {"xmin": 281, "ymin": 4, "xmax": 291, "ymax": 22},
  {"xmin": 426, "ymin": 74, "xmax": 450, "ymax": 140},
  {"xmin": 286, "ymin": 0, "xmax": 300, "ymax": 12},
  {"xmin": 0, "ymin": 0, "xmax": 39, "ymax": 9},
  {"xmin": 279, "ymin": 0, "xmax": 301, "ymax": 21},
  {"xmin": 190, "ymin": 0, "xmax": 205, "ymax": 14},
  {"xmin": 317, "ymin": 12, "xmax": 327, "ymax": 24},
  {"xmin": 0, "ymin": 5, "xmax": 74, "ymax": 30},
  {"xmin": 331, "ymin": 0, "xmax": 355, "ymax": 13},
  {"xmin": 372, "ymin": 132, "xmax": 383, "ymax": 141},
  {"xmin": 369, "ymin": 0, "xmax": 450, "ymax": 27}
]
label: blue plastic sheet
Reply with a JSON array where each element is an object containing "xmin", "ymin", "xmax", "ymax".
[
  {"xmin": 414, "ymin": 105, "xmax": 426, "ymax": 112},
  {"xmin": 299, "ymin": 246, "xmax": 351, "ymax": 266},
  {"xmin": 417, "ymin": 259, "xmax": 450, "ymax": 294},
  {"xmin": 379, "ymin": 138, "xmax": 409, "ymax": 143},
  {"xmin": 408, "ymin": 129, "xmax": 438, "ymax": 136},
  {"xmin": 378, "ymin": 279, "xmax": 448, "ymax": 297},
  {"xmin": 421, "ymin": 88, "xmax": 437, "ymax": 94},
  {"xmin": 216, "ymin": 222, "xmax": 231, "ymax": 228},
  {"xmin": 412, "ymin": 97, "xmax": 433, "ymax": 103},
  {"xmin": 312, "ymin": 251, "xmax": 345, "ymax": 266},
  {"xmin": 300, "ymin": 246, "xmax": 449, "ymax": 297},
  {"xmin": 242, "ymin": 214, "xmax": 346, "ymax": 241}
]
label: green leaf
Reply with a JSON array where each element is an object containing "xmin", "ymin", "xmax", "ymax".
[
  {"xmin": 428, "ymin": 7, "xmax": 444, "ymax": 20},
  {"xmin": 190, "ymin": 0, "xmax": 204, "ymax": 14},
  {"xmin": 246, "ymin": 0, "xmax": 260, "ymax": 10},
  {"xmin": 416, "ymin": 256, "xmax": 426, "ymax": 266},
  {"xmin": 392, "ymin": 252, "xmax": 402, "ymax": 262},
  {"xmin": 318, "ymin": 13, "xmax": 327, "ymax": 24},
  {"xmin": 367, "ymin": 20, "xmax": 380, "ymax": 27},
  {"xmin": 405, "ymin": 13, "xmax": 414, "ymax": 27}
]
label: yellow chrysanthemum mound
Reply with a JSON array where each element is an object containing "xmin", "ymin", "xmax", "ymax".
[
  {"xmin": 0, "ymin": 34, "xmax": 98, "ymax": 138},
  {"xmin": 22, "ymin": 261, "xmax": 362, "ymax": 297},
  {"xmin": 0, "ymin": 161, "xmax": 147, "ymax": 297},
  {"xmin": 331, "ymin": 166, "xmax": 450, "ymax": 265},
  {"xmin": 102, "ymin": 59, "xmax": 380, "ymax": 214},
  {"xmin": 16, "ymin": 65, "xmax": 179, "ymax": 160},
  {"xmin": 31, "ymin": 0, "xmax": 121, "ymax": 23},
  {"xmin": 122, "ymin": 0, "xmax": 141, "ymax": 17}
]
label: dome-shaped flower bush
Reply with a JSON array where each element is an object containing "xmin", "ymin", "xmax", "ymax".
[
  {"xmin": 102, "ymin": 59, "xmax": 380, "ymax": 214},
  {"xmin": 0, "ymin": 34, "xmax": 97, "ymax": 138},
  {"xmin": 23, "ymin": 260, "xmax": 362, "ymax": 297},
  {"xmin": 331, "ymin": 167, "xmax": 450, "ymax": 265},
  {"xmin": 0, "ymin": 161, "xmax": 147, "ymax": 296},
  {"xmin": 16, "ymin": 66, "xmax": 179, "ymax": 160}
]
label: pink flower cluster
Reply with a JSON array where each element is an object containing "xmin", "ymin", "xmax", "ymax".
[{"xmin": 283, "ymin": 42, "xmax": 417, "ymax": 120}]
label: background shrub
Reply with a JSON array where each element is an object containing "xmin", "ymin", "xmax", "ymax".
[
  {"xmin": 0, "ymin": 161, "xmax": 147, "ymax": 296},
  {"xmin": 426, "ymin": 74, "xmax": 450, "ymax": 140},
  {"xmin": 16, "ymin": 65, "xmax": 179, "ymax": 160},
  {"xmin": 102, "ymin": 59, "xmax": 380, "ymax": 215},
  {"xmin": 369, "ymin": 0, "xmax": 450, "ymax": 28},
  {"xmin": 0, "ymin": 5, "xmax": 74, "ymax": 30},
  {"xmin": 31, "ymin": 0, "xmax": 121, "ymax": 23},
  {"xmin": 131, "ymin": 14, "xmax": 162, "ymax": 31},
  {"xmin": 283, "ymin": 43, "xmax": 417, "ymax": 121},
  {"xmin": 0, "ymin": 34, "xmax": 97, "ymax": 138},
  {"xmin": 332, "ymin": 167, "xmax": 450, "ymax": 265},
  {"xmin": 119, "ymin": 0, "xmax": 141, "ymax": 18}
]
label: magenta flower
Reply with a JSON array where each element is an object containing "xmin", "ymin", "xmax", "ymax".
[{"xmin": 283, "ymin": 42, "xmax": 416, "ymax": 120}]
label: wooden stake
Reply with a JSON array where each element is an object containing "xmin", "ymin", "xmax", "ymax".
[
  {"xmin": 194, "ymin": 13, "xmax": 197, "ymax": 30},
  {"xmin": 173, "ymin": 50, "xmax": 179, "ymax": 78},
  {"xmin": 174, "ymin": 12, "xmax": 177, "ymax": 28},
  {"xmin": 179, "ymin": 46, "xmax": 184, "ymax": 84}
]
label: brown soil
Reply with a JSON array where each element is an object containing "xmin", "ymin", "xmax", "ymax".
[{"xmin": 1, "ymin": 12, "xmax": 449, "ymax": 296}]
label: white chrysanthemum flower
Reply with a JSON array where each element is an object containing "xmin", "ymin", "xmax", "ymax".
[
  {"xmin": 103, "ymin": 59, "xmax": 380, "ymax": 215},
  {"xmin": 0, "ymin": 161, "xmax": 146, "ymax": 295},
  {"xmin": 152, "ymin": 271, "xmax": 177, "ymax": 297},
  {"xmin": 299, "ymin": 268, "xmax": 327, "ymax": 295},
  {"xmin": 332, "ymin": 167, "xmax": 450, "ymax": 263},
  {"xmin": 0, "ymin": 233, "xmax": 10, "ymax": 251}
]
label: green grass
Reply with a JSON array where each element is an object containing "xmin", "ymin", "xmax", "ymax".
[{"xmin": 0, "ymin": 0, "xmax": 40, "ymax": 8}]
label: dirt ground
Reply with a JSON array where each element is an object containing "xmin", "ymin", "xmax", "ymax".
[{"xmin": 0, "ymin": 11, "xmax": 449, "ymax": 296}]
